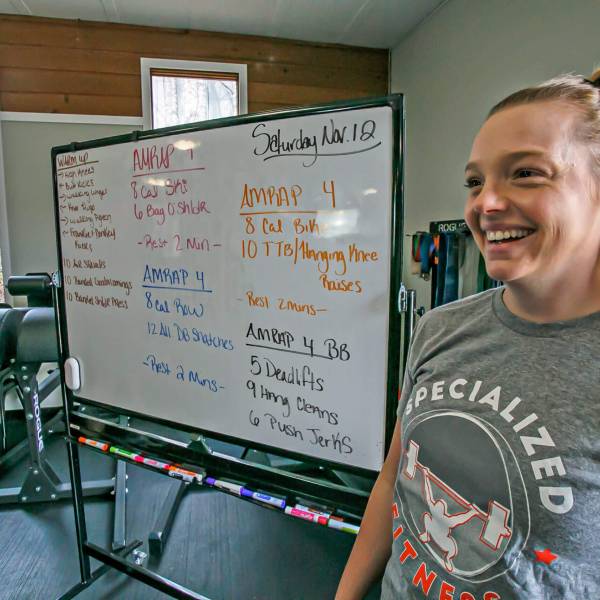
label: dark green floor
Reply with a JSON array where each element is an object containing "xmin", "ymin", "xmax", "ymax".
[{"xmin": 0, "ymin": 422, "xmax": 382, "ymax": 600}]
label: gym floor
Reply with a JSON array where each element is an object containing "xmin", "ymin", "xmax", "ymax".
[{"xmin": 0, "ymin": 418, "xmax": 381, "ymax": 600}]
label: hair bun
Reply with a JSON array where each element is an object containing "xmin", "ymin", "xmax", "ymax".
[
  {"xmin": 587, "ymin": 68, "xmax": 600, "ymax": 87},
  {"xmin": 583, "ymin": 78, "xmax": 600, "ymax": 88}
]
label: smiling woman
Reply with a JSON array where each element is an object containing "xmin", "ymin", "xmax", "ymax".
[
  {"xmin": 464, "ymin": 73, "xmax": 600, "ymax": 323},
  {"xmin": 336, "ymin": 73, "xmax": 600, "ymax": 600}
]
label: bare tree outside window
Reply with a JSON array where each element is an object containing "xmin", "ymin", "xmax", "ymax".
[{"xmin": 151, "ymin": 74, "xmax": 238, "ymax": 128}]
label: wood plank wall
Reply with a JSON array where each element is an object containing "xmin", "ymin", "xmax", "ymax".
[{"xmin": 0, "ymin": 15, "xmax": 388, "ymax": 116}]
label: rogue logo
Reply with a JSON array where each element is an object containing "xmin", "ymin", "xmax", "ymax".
[{"xmin": 33, "ymin": 391, "xmax": 44, "ymax": 453}]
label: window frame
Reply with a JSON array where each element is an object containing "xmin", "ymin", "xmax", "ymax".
[{"xmin": 140, "ymin": 58, "xmax": 248, "ymax": 131}]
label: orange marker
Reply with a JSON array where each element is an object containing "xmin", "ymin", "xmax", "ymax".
[
  {"xmin": 78, "ymin": 436, "xmax": 109, "ymax": 452},
  {"xmin": 168, "ymin": 465, "xmax": 202, "ymax": 483}
]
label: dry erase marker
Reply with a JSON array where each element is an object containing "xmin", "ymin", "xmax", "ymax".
[
  {"xmin": 168, "ymin": 469, "xmax": 194, "ymax": 483},
  {"xmin": 169, "ymin": 466, "xmax": 202, "ymax": 483},
  {"xmin": 336, "ymin": 508, "xmax": 362, "ymax": 521},
  {"xmin": 78, "ymin": 436, "xmax": 109, "ymax": 452},
  {"xmin": 204, "ymin": 477, "xmax": 243, "ymax": 495},
  {"xmin": 241, "ymin": 489, "xmax": 286, "ymax": 509},
  {"xmin": 174, "ymin": 466, "xmax": 202, "ymax": 481},
  {"xmin": 327, "ymin": 519, "xmax": 360, "ymax": 535},
  {"xmin": 134, "ymin": 456, "xmax": 170, "ymax": 471},
  {"xmin": 285, "ymin": 506, "xmax": 328, "ymax": 525},
  {"xmin": 109, "ymin": 446, "xmax": 140, "ymax": 460},
  {"xmin": 294, "ymin": 504, "xmax": 331, "ymax": 518}
]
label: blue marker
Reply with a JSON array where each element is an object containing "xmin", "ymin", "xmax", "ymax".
[
  {"xmin": 204, "ymin": 477, "xmax": 244, "ymax": 495},
  {"xmin": 204, "ymin": 477, "xmax": 286, "ymax": 509},
  {"xmin": 241, "ymin": 488, "xmax": 286, "ymax": 509}
]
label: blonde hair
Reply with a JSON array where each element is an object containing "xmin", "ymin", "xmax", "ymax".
[{"xmin": 488, "ymin": 69, "xmax": 600, "ymax": 173}]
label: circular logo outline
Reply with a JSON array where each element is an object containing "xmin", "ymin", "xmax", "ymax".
[{"xmin": 397, "ymin": 409, "xmax": 531, "ymax": 583}]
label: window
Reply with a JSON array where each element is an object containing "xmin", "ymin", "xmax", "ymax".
[{"xmin": 141, "ymin": 59, "xmax": 248, "ymax": 130}]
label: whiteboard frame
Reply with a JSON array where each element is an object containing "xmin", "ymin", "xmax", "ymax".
[{"xmin": 52, "ymin": 94, "xmax": 404, "ymax": 481}]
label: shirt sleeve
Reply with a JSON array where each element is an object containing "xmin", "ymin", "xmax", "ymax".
[{"xmin": 396, "ymin": 312, "xmax": 429, "ymax": 419}]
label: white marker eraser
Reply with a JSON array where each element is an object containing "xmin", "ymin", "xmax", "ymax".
[{"xmin": 64, "ymin": 357, "xmax": 81, "ymax": 391}]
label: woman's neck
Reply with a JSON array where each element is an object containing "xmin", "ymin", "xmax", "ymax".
[{"xmin": 503, "ymin": 267, "xmax": 600, "ymax": 323}]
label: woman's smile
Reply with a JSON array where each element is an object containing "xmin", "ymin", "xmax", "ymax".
[{"xmin": 484, "ymin": 231, "xmax": 536, "ymax": 253}]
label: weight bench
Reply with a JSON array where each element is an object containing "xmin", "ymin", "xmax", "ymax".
[
  {"xmin": 0, "ymin": 306, "xmax": 113, "ymax": 504},
  {"xmin": 1, "ymin": 271, "xmax": 130, "ymax": 548},
  {"xmin": 0, "ymin": 306, "xmax": 32, "ymax": 458}
]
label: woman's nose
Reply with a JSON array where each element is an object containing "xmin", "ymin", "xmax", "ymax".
[{"xmin": 472, "ymin": 181, "xmax": 510, "ymax": 214}]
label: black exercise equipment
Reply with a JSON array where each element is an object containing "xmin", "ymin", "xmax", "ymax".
[
  {"xmin": 0, "ymin": 274, "xmax": 116, "ymax": 506},
  {"xmin": 6, "ymin": 272, "xmax": 53, "ymax": 307},
  {"xmin": 0, "ymin": 306, "xmax": 30, "ymax": 456}
]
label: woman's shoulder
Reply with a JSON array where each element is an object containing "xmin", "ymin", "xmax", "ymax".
[
  {"xmin": 406, "ymin": 289, "xmax": 499, "ymax": 365},
  {"xmin": 418, "ymin": 288, "xmax": 498, "ymax": 330}
]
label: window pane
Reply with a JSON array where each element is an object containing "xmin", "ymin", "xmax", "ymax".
[{"xmin": 151, "ymin": 76, "xmax": 238, "ymax": 128}]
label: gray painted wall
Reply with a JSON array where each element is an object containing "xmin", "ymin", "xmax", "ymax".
[
  {"xmin": 2, "ymin": 121, "xmax": 140, "ymax": 280},
  {"xmin": 391, "ymin": 0, "xmax": 600, "ymax": 307}
]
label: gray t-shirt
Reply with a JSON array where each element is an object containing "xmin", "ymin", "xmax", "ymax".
[{"xmin": 381, "ymin": 288, "xmax": 600, "ymax": 600}]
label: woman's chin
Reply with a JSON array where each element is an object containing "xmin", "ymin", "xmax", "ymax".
[
  {"xmin": 487, "ymin": 268, "xmax": 543, "ymax": 289},
  {"xmin": 483, "ymin": 264, "xmax": 526, "ymax": 284}
]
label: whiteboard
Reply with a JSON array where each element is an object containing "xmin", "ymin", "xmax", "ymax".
[{"xmin": 54, "ymin": 102, "xmax": 400, "ymax": 472}]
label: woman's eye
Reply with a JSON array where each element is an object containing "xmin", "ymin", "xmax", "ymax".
[
  {"xmin": 514, "ymin": 168, "xmax": 541, "ymax": 179},
  {"xmin": 464, "ymin": 177, "xmax": 482, "ymax": 189}
]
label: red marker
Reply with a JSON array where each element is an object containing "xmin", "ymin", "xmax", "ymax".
[
  {"xmin": 285, "ymin": 506, "xmax": 328, "ymax": 525},
  {"xmin": 134, "ymin": 456, "xmax": 170, "ymax": 470},
  {"xmin": 78, "ymin": 436, "xmax": 109, "ymax": 452}
]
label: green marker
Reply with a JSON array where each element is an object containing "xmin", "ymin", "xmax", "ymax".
[
  {"xmin": 109, "ymin": 446, "xmax": 139, "ymax": 460},
  {"xmin": 327, "ymin": 519, "xmax": 360, "ymax": 535}
]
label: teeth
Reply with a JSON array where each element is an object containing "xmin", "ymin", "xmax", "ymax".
[{"xmin": 485, "ymin": 229, "xmax": 532, "ymax": 242}]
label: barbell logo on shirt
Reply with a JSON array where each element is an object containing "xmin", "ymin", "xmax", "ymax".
[
  {"xmin": 398, "ymin": 411, "xmax": 530, "ymax": 582},
  {"xmin": 403, "ymin": 377, "xmax": 573, "ymax": 517},
  {"xmin": 404, "ymin": 440, "xmax": 512, "ymax": 573}
]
